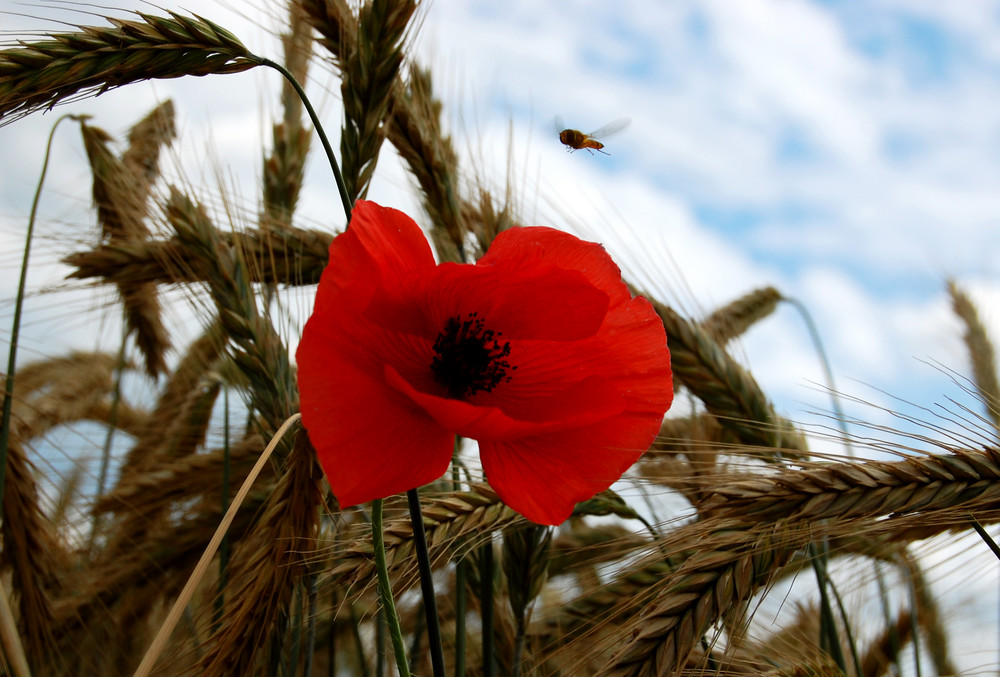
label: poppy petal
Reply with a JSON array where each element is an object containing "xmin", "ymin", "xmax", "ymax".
[
  {"xmin": 313, "ymin": 200, "xmax": 435, "ymax": 315},
  {"xmin": 297, "ymin": 201, "xmax": 673, "ymax": 519},
  {"xmin": 478, "ymin": 226, "xmax": 631, "ymax": 306},
  {"xmin": 369, "ymin": 262, "xmax": 610, "ymax": 342},
  {"xmin": 479, "ymin": 411, "xmax": 661, "ymax": 525},
  {"xmin": 297, "ymin": 326, "xmax": 453, "ymax": 507},
  {"xmin": 297, "ymin": 200, "xmax": 451, "ymax": 505},
  {"xmin": 476, "ymin": 295, "xmax": 671, "ymax": 425},
  {"xmin": 384, "ymin": 364, "xmax": 624, "ymax": 439}
]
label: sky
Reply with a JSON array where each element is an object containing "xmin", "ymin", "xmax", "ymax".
[{"xmin": 2, "ymin": 0, "xmax": 1000, "ymax": 671}]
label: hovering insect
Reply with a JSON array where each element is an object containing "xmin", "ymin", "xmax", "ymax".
[{"xmin": 556, "ymin": 117, "xmax": 631, "ymax": 155}]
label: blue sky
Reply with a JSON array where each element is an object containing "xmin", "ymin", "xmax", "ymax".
[
  {"xmin": 2, "ymin": 0, "xmax": 1000, "ymax": 670},
  {"xmin": 399, "ymin": 0, "xmax": 1000, "ymax": 429}
]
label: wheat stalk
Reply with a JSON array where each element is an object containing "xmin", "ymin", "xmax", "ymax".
[{"xmin": 0, "ymin": 11, "xmax": 258, "ymax": 123}]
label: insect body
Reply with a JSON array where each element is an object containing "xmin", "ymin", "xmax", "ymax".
[{"xmin": 557, "ymin": 117, "xmax": 630, "ymax": 155}]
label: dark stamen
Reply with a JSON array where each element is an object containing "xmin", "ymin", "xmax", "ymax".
[{"xmin": 431, "ymin": 312, "xmax": 515, "ymax": 398}]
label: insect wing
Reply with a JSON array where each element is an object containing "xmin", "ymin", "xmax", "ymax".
[{"xmin": 587, "ymin": 117, "xmax": 631, "ymax": 140}]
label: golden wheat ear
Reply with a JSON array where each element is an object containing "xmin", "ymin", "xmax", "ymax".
[
  {"xmin": 0, "ymin": 11, "xmax": 259, "ymax": 124},
  {"xmin": 948, "ymin": 279, "xmax": 1000, "ymax": 434}
]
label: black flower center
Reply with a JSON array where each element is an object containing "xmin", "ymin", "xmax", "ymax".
[{"xmin": 431, "ymin": 312, "xmax": 515, "ymax": 398}]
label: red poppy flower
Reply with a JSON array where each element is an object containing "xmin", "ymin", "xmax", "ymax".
[{"xmin": 296, "ymin": 200, "xmax": 673, "ymax": 525}]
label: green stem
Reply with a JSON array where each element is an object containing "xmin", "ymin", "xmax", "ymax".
[
  {"xmin": 371, "ymin": 498, "xmax": 410, "ymax": 677},
  {"xmin": 511, "ymin": 620, "xmax": 525, "ymax": 677},
  {"xmin": 256, "ymin": 57, "xmax": 352, "ymax": 223},
  {"xmin": 451, "ymin": 439, "xmax": 466, "ymax": 677},
  {"xmin": 0, "ymin": 114, "xmax": 75, "ymax": 519},
  {"xmin": 971, "ymin": 515, "xmax": 1000, "ymax": 560},
  {"xmin": 376, "ymin": 606, "xmax": 385, "ymax": 677},
  {"xmin": 406, "ymin": 488, "xmax": 446, "ymax": 677},
  {"xmin": 453, "ymin": 559, "xmax": 466, "ymax": 677},
  {"xmin": 481, "ymin": 536, "xmax": 496, "ymax": 677}
]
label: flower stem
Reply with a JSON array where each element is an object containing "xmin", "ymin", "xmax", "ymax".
[
  {"xmin": 450, "ymin": 439, "xmax": 466, "ymax": 677},
  {"xmin": 257, "ymin": 57, "xmax": 352, "ymax": 223},
  {"xmin": 406, "ymin": 488, "xmax": 446, "ymax": 677},
  {"xmin": 370, "ymin": 498, "xmax": 410, "ymax": 677},
  {"xmin": 481, "ymin": 537, "xmax": 496, "ymax": 677}
]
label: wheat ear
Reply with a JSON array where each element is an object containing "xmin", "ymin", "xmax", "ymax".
[
  {"xmin": 193, "ymin": 428, "xmax": 322, "ymax": 675},
  {"xmin": 388, "ymin": 65, "xmax": 470, "ymax": 262},
  {"xmin": 602, "ymin": 519, "xmax": 811, "ymax": 676},
  {"xmin": 703, "ymin": 445, "xmax": 1000, "ymax": 523},
  {"xmin": 64, "ymin": 225, "xmax": 334, "ymax": 287},
  {"xmin": 165, "ymin": 187, "xmax": 296, "ymax": 431},
  {"xmin": 0, "ymin": 11, "xmax": 258, "ymax": 123},
  {"xmin": 78, "ymin": 103, "xmax": 175, "ymax": 376},
  {"xmin": 948, "ymin": 279, "xmax": 1000, "ymax": 433},
  {"xmin": 116, "ymin": 322, "xmax": 227, "ymax": 480},
  {"xmin": 340, "ymin": 0, "xmax": 417, "ymax": 201},
  {"xmin": 263, "ymin": 2, "xmax": 313, "ymax": 228},
  {"xmin": 132, "ymin": 414, "xmax": 301, "ymax": 677},
  {"xmin": 301, "ymin": 0, "xmax": 472, "ymax": 260},
  {"xmin": 331, "ymin": 485, "xmax": 521, "ymax": 594},
  {"xmin": 1, "ymin": 438, "xmax": 60, "ymax": 670},
  {"xmin": 645, "ymin": 295, "xmax": 807, "ymax": 455},
  {"xmin": 701, "ymin": 286, "xmax": 783, "ymax": 344}
]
